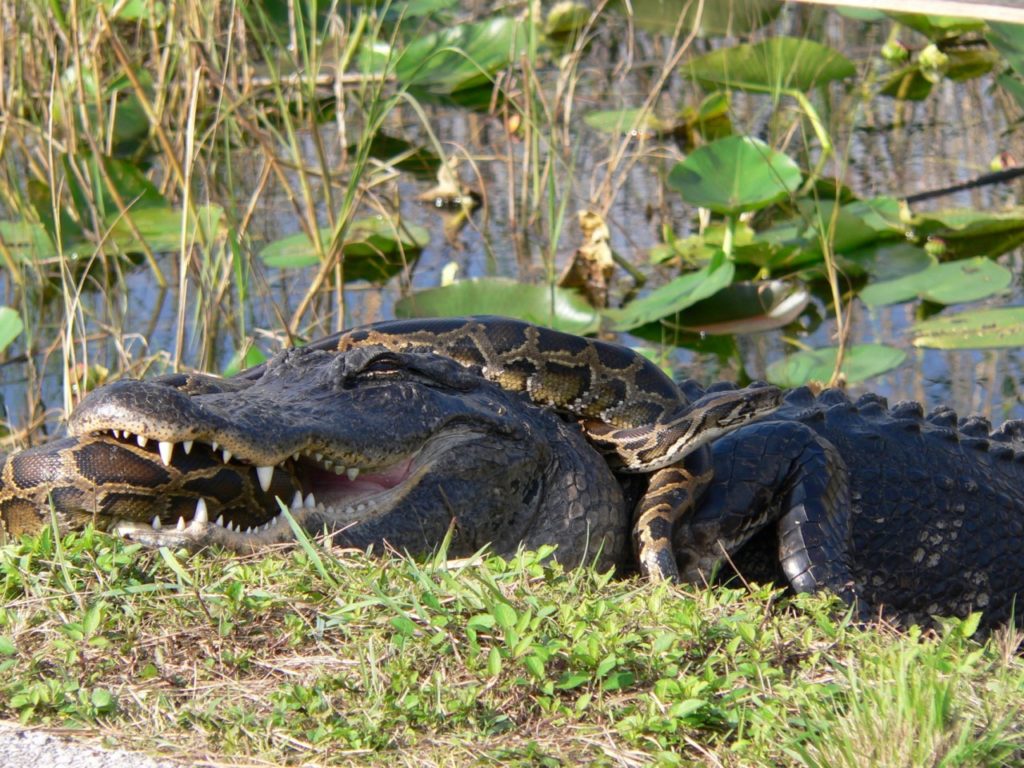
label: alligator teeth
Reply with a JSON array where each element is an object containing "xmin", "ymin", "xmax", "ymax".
[
  {"xmin": 176, "ymin": 516, "xmax": 186, "ymax": 531},
  {"xmin": 225, "ymin": 521, "xmax": 235, "ymax": 532},
  {"xmin": 194, "ymin": 498, "xmax": 209, "ymax": 524},
  {"xmin": 215, "ymin": 515, "xmax": 224, "ymax": 527},
  {"xmin": 315, "ymin": 452, "xmax": 323, "ymax": 462},
  {"xmin": 256, "ymin": 465, "xmax": 274, "ymax": 492},
  {"xmin": 151, "ymin": 516, "xmax": 161, "ymax": 530},
  {"xmin": 123, "ymin": 431, "xmax": 133, "ymax": 441},
  {"xmin": 158, "ymin": 441, "xmax": 174, "ymax": 465},
  {"xmin": 334, "ymin": 465, "xmax": 346, "ymax": 475},
  {"xmin": 211, "ymin": 441, "xmax": 219, "ymax": 452},
  {"xmin": 222, "ymin": 449, "xmax": 232, "ymax": 463},
  {"xmin": 292, "ymin": 452, "xmax": 300, "ymax": 461},
  {"xmin": 137, "ymin": 434, "xmax": 148, "ymax": 448},
  {"xmin": 304, "ymin": 493, "xmax": 316, "ymax": 510},
  {"xmin": 291, "ymin": 491, "xmax": 304, "ymax": 510},
  {"xmin": 346, "ymin": 467, "xmax": 360, "ymax": 481},
  {"xmin": 183, "ymin": 440, "xmax": 193, "ymax": 455}
]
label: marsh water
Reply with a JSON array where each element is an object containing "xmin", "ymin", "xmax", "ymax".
[{"xmin": 4, "ymin": 9, "xmax": 1024, "ymax": 435}]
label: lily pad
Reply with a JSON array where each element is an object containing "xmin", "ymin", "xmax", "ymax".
[
  {"xmin": 610, "ymin": 0, "xmax": 782, "ymax": 37},
  {"xmin": 0, "ymin": 307, "xmax": 23, "ymax": 353},
  {"xmin": 664, "ymin": 280, "xmax": 809, "ymax": 335},
  {"xmin": 843, "ymin": 242, "xmax": 934, "ymax": 282},
  {"xmin": 394, "ymin": 17, "xmax": 527, "ymax": 94},
  {"xmin": 913, "ymin": 308, "xmax": 1024, "ymax": 350},
  {"xmin": 908, "ymin": 208, "xmax": 1024, "ymax": 260},
  {"xmin": 603, "ymin": 252, "xmax": 735, "ymax": 331},
  {"xmin": 767, "ymin": 344, "xmax": 906, "ymax": 387},
  {"xmin": 260, "ymin": 217, "xmax": 428, "ymax": 283},
  {"xmin": 0, "ymin": 221, "xmax": 58, "ymax": 263},
  {"xmin": 859, "ymin": 257, "xmax": 1011, "ymax": 308},
  {"xmin": 395, "ymin": 278, "xmax": 600, "ymax": 335},
  {"xmin": 684, "ymin": 37, "xmax": 855, "ymax": 93},
  {"xmin": 668, "ymin": 136, "xmax": 801, "ymax": 215},
  {"xmin": 105, "ymin": 204, "xmax": 225, "ymax": 254}
]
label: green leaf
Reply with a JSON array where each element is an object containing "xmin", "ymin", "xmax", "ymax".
[
  {"xmin": 0, "ymin": 636, "xmax": 15, "ymax": 656},
  {"xmin": 767, "ymin": 344, "xmax": 906, "ymax": 387},
  {"xmin": 610, "ymin": 0, "xmax": 782, "ymax": 37},
  {"xmin": 105, "ymin": 204, "xmax": 224, "ymax": 254},
  {"xmin": 889, "ymin": 13, "xmax": 985, "ymax": 40},
  {"xmin": 843, "ymin": 242, "xmax": 934, "ymax": 281},
  {"xmin": 908, "ymin": 208, "xmax": 1024, "ymax": 260},
  {"xmin": 0, "ymin": 307, "xmax": 24, "ymax": 353},
  {"xmin": 684, "ymin": 37, "xmax": 855, "ymax": 92},
  {"xmin": 664, "ymin": 280, "xmax": 809, "ymax": 335},
  {"xmin": 913, "ymin": 308, "xmax": 1024, "ymax": 349},
  {"xmin": 393, "ymin": 17, "xmax": 527, "ymax": 94},
  {"xmin": 0, "ymin": 221, "xmax": 58, "ymax": 263},
  {"xmin": 604, "ymin": 252, "xmax": 735, "ymax": 331},
  {"xmin": 395, "ymin": 278, "xmax": 600, "ymax": 335},
  {"xmin": 668, "ymin": 136, "xmax": 801, "ymax": 215},
  {"xmin": 260, "ymin": 217, "xmax": 428, "ymax": 282},
  {"xmin": 860, "ymin": 257, "xmax": 1011, "ymax": 308}
]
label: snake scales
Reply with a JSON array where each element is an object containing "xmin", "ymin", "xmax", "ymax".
[{"xmin": 1, "ymin": 317, "xmax": 782, "ymax": 579}]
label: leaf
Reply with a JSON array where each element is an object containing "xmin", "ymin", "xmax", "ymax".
[
  {"xmin": 395, "ymin": 278, "xmax": 600, "ymax": 335},
  {"xmin": 0, "ymin": 307, "xmax": 24, "ymax": 353},
  {"xmin": 604, "ymin": 252, "xmax": 735, "ymax": 331},
  {"xmin": 664, "ymin": 280, "xmax": 809, "ymax": 335},
  {"xmin": 668, "ymin": 136, "xmax": 801, "ymax": 215},
  {"xmin": 859, "ymin": 257, "xmax": 1011, "ymax": 308},
  {"xmin": 0, "ymin": 221, "xmax": 58, "ymax": 263},
  {"xmin": 684, "ymin": 37, "xmax": 855, "ymax": 93},
  {"xmin": 913, "ymin": 308, "xmax": 1024, "ymax": 349},
  {"xmin": 908, "ymin": 208, "xmax": 1024, "ymax": 260},
  {"xmin": 393, "ymin": 17, "xmax": 527, "ymax": 94},
  {"xmin": 989, "ymin": 22, "xmax": 1024, "ymax": 81},
  {"xmin": 767, "ymin": 344, "xmax": 906, "ymax": 387},
  {"xmin": 610, "ymin": 0, "xmax": 782, "ymax": 37},
  {"xmin": 105, "ymin": 204, "xmax": 224, "ymax": 254},
  {"xmin": 259, "ymin": 217, "xmax": 428, "ymax": 283},
  {"xmin": 842, "ymin": 242, "xmax": 934, "ymax": 282}
]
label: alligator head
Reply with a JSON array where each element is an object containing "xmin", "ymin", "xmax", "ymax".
[{"xmin": 0, "ymin": 345, "xmax": 628, "ymax": 568}]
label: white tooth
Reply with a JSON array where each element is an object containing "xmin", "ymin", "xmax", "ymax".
[
  {"xmin": 304, "ymin": 493, "xmax": 316, "ymax": 509},
  {"xmin": 158, "ymin": 441, "xmax": 174, "ymax": 465},
  {"xmin": 211, "ymin": 441, "xmax": 219, "ymax": 452},
  {"xmin": 137, "ymin": 434, "xmax": 148, "ymax": 448},
  {"xmin": 222, "ymin": 449, "xmax": 232, "ymax": 463},
  {"xmin": 344, "ymin": 505, "xmax": 354, "ymax": 516},
  {"xmin": 315, "ymin": 453, "xmax": 323, "ymax": 462},
  {"xmin": 151, "ymin": 516, "xmax": 161, "ymax": 530},
  {"xmin": 124, "ymin": 431, "xmax": 133, "ymax": 440},
  {"xmin": 346, "ymin": 467, "xmax": 360, "ymax": 481},
  {"xmin": 112, "ymin": 430, "xmax": 120, "ymax": 439},
  {"xmin": 243, "ymin": 526, "xmax": 253, "ymax": 534},
  {"xmin": 176, "ymin": 516, "xmax": 186, "ymax": 531},
  {"xmin": 183, "ymin": 440, "xmax": 193, "ymax": 455},
  {"xmin": 322, "ymin": 460, "xmax": 334, "ymax": 469},
  {"xmin": 291, "ymin": 491, "xmax": 304, "ymax": 509},
  {"xmin": 226, "ymin": 521, "xmax": 235, "ymax": 532},
  {"xmin": 334, "ymin": 466, "xmax": 345, "ymax": 475},
  {"xmin": 356, "ymin": 503, "xmax": 367, "ymax": 513},
  {"xmin": 256, "ymin": 465, "xmax": 274, "ymax": 492},
  {"xmin": 292, "ymin": 452, "xmax": 300, "ymax": 461},
  {"xmin": 194, "ymin": 498, "xmax": 208, "ymax": 524},
  {"xmin": 215, "ymin": 515, "xmax": 224, "ymax": 527}
]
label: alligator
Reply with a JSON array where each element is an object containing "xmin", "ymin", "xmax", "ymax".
[{"xmin": 0, "ymin": 317, "xmax": 1021, "ymax": 629}]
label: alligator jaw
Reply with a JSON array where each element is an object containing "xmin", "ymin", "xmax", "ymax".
[{"xmin": 89, "ymin": 428, "xmax": 474, "ymax": 551}]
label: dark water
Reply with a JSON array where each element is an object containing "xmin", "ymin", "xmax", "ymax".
[{"xmin": 4, "ymin": 8, "xmax": 1024, "ymax": 435}]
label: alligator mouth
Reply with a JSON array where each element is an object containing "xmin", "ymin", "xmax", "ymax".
[{"xmin": 89, "ymin": 426, "xmax": 431, "ymax": 546}]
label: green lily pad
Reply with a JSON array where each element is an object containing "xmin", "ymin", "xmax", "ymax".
[
  {"xmin": 603, "ymin": 252, "xmax": 735, "ymax": 331},
  {"xmin": 664, "ymin": 280, "xmax": 809, "ymax": 335},
  {"xmin": 668, "ymin": 136, "xmax": 801, "ymax": 215},
  {"xmin": 610, "ymin": 0, "xmax": 782, "ymax": 37},
  {"xmin": 393, "ymin": 17, "xmax": 527, "ymax": 94},
  {"xmin": 395, "ymin": 278, "xmax": 600, "ymax": 335},
  {"xmin": 889, "ymin": 13, "xmax": 985, "ymax": 40},
  {"xmin": 260, "ymin": 217, "xmax": 428, "ymax": 283},
  {"xmin": 909, "ymin": 208, "xmax": 1024, "ymax": 260},
  {"xmin": 105, "ymin": 204, "xmax": 224, "ymax": 254},
  {"xmin": 842, "ymin": 242, "xmax": 934, "ymax": 281},
  {"xmin": 859, "ymin": 257, "xmax": 1011, "ymax": 308},
  {"xmin": 0, "ymin": 307, "xmax": 24, "ymax": 353},
  {"xmin": 684, "ymin": 37, "xmax": 854, "ymax": 93},
  {"xmin": 0, "ymin": 221, "xmax": 58, "ymax": 263},
  {"xmin": 767, "ymin": 344, "xmax": 906, "ymax": 387},
  {"xmin": 913, "ymin": 308, "xmax": 1024, "ymax": 349},
  {"xmin": 989, "ymin": 22, "xmax": 1024, "ymax": 81}
]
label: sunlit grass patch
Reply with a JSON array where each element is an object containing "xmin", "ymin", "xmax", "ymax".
[{"xmin": 1, "ymin": 530, "xmax": 1021, "ymax": 766}]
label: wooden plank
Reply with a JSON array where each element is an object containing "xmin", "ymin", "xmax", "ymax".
[{"xmin": 786, "ymin": 0, "xmax": 1024, "ymax": 24}]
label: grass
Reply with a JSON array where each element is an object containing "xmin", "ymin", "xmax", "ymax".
[{"xmin": 1, "ymin": 528, "xmax": 1021, "ymax": 766}]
